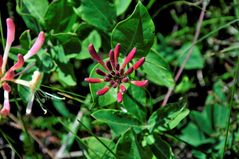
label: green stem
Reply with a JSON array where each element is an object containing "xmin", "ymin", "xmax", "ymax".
[{"xmin": 222, "ymin": 57, "xmax": 239, "ymax": 158}]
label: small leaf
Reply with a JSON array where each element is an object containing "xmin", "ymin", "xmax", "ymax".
[
  {"xmin": 74, "ymin": 0, "xmax": 116, "ymax": 32},
  {"xmin": 115, "ymin": 129, "xmax": 151, "ymax": 159},
  {"xmin": 82, "ymin": 137, "xmax": 115, "ymax": 159},
  {"xmin": 52, "ymin": 99, "xmax": 70, "ymax": 117},
  {"xmin": 92, "ymin": 109, "xmax": 141, "ymax": 128},
  {"xmin": 56, "ymin": 63, "xmax": 77, "ymax": 87},
  {"xmin": 45, "ymin": 0, "xmax": 77, "ymax": 32},
  {"xmin": 22, "ymin": 0, "xmax": 49, "ymax": 25},
  {"xmin": 176, "ymin": 43, "xmax": 204, "ymax": 70},
  {"xmin": 76, "ymin": 30, "xmax": 101, "ymax": 60},
  {"xmin": 19, "ymin": 30, "xmax": 31, "ymax": 49},
  {"xmin": 111, "ymin": 1, "xmax": 155, "ymax": 57},
  {"xmin": 148, "ymin": 100, "xmax": 189, "ymax": 132},
  {"xmin": 114, "ymin": 0, "xmax": 132, "ymax": 16},
  {"xmin": 143, "ymin": 49, "xmax": 174, "ymax": 88}
]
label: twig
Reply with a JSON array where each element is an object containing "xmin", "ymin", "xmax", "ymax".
[
  {"xmin": 55, "ymin": 111, "xmax": 83, "ymax": 159},
  {"xmin": 161, "ymin": 0, "xmax": 208, "ymax": 106},
  {"xmin": 8, "ymin": 114, "xmax": 55, "ymax": 159}
]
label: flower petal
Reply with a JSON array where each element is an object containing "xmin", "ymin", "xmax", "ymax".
[
  {"xmin": 96, "ymin": 86, "xmax": 110, "ymax": 96},
  {"xmin": 117, "ymin": 92, "xmax": 123, "ymax": 103},
  {"xmin": 122, "ymin": 47, "xmax": 136, "ymax": 69},
  {"xmin": 131, "ymin": 80, "xmax": 148, "ymax": 87},
  {"xmin": 88, "ymin": 44, "xmax": 107, "ymax": 70},
  {"xmin": 24, "ymin": 32, "xmax": 45, "ymax": 61},
  {"xmin": 133, "ymin": 57, "xmax": 145, "ymax": 70},
  {"xmin": 124, "ymin": 67, "xmax": 134, "ymax": 75},
  {"xmin": 120, "ymin": 84, "xmax": 126, "ymax": 93},
  {"xmin": 114, "ymin": 43, "xmax": 120, "ymax": 64},
  {"xmin": 96, "ymin": 68, "xmax": 107, "ymax": 76},
  {"xmin": 0, "ymin": 85, "xmax": 11, "ymax": 116},
  {"xmin": 85, "ymin": 78, "xmax": 103, "ymax": 83}
]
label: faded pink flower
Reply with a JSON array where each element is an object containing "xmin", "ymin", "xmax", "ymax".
[
  {"xmin": 0, "ymin": 18, "xmax": 45, "ymax": 116},
  {"xmin": 85, "ymin": 43, "xmax": 148, "ymax": 103}
]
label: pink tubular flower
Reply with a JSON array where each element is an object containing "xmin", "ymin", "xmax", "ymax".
[
  {"xmin": 0, "ymin": 18, "xmax": 45, "ymax": 116},
  {"xmin": 85, "ymin": 43, "xmax": 148, "ymax": 103}
]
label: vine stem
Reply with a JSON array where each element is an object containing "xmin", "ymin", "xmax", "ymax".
[
  {"xmin": 222, "ymin": 57, "xmax": 239, "ymax": 158},
  {"xmin": 161, "ymin": 1, "xmax": 208, "ymax": 106}
]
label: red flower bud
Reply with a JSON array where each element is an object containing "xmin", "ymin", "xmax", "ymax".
[
  {"xmin": 133, "ymin": 57, "xmax": 145, "ymax": 70},
  {"xmin": 10, "ymin": 54, "xmax": 24, "ymax": 71},
  {"xmin": 96, "ymin": 68, "xmax": 106, "ymax": 76},
  {"xmin": 106, "ymin": 60, "xmax": 113, "ymax": 71},
  {"xmin": 109, "ymin": 49, "xmax": 115, "ymax": 69},
  {"xmin": 117, "ymin": 92, "xmax": 123, "ymax": 103},
  {"xmin": 131, "ymin": 80, "xmax": 148, "ymax": 87},
  {"xmin": 114, "ymin": 43, "xmax": 120, "ymax": 64},
  {"xmin": 96, "ymin": 86, "xmax": 110, "ymax": 96},
  {"xmin": 85, "ymin": 78, "xmax": 103, "ymax": 83},
  {"xmin": 122, "ymin": 77, "xmax": 129, "ymax": 83},
  {"xmin": 120, "ymin": 84, "xmax": 126, "ymax": 93},
  {"xmin": 122, "ymin": 47, "xmax": 136, "ymax": 69},
  {"xmin": 88, "ymin": 44, "xmax": 107, "ymax": 70},
  {"xmin": 125, "ymin": 67, "xmax": 134, "ymax": 75}
]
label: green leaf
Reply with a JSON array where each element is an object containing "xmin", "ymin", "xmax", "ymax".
[
  {"xmin": 74, "ymin": 0, "xmax": 116, "ymax": 32},
  {"xmin": 52, "ymin": 98, "xmax": 70, "ymax": 117},
  {"xmin": 76, "ymin": 30, "xmax": 101, "ymax": 60},
  {"xmin": 56, "ymin": 63, "xmax": 77, "ymax": 87},
  {"xmin": 111, "ymin": 1, "xmax": 155, "ymax": 57},
  {"xmin": 36, "ymin": 50, "xmax": 55, "ymax": 73},
  {"xmin": 143, "ymin": 49, "xmax": 174, "ymax": 88},
  {"xmin": 45, "ymin": 0, "xmax": 77, "ymax": 32},
  {"xmin": 176, "ymin": 43, "xmax": 204, "ymax": 69},
  {"xmin": 123, "ymin": 85, "xmax": 147, "ymax": 122},
  {"xmin": 82, "ymin": 137, "xmax": 115, "ymax": 159},
  {"xmin": 92, "ymin": 109, "xmax": 141, "ymax": 128},
  {"xmin": 51, "ymin": 33, "xmax": 81, "ymax": 58},
  {"xmin": 22, "ymin": 0, "xmax": 49, "ymax": 25},
  {"xmin": 148, "ymin": 100, "xmax": 189, "ymax": 132},
  {"xmin": 115, "ymin": 129, "xmax": 151, "ymax": 159},
  {"xmin": 175, "ymin": 76, "xmax": 195, "ymax": 93},
  {"xmin": 19, "ymin": 30, "xmax": 31, "ymax": 49},
  {"xmin": 114, "ymin": 0, "xmax": 132, "ymax": 16},
  {"xmin": 145, "ymin": 134, "xmax": 174, "ymax": 159},
  {"xmin": 179, "ymin": 123, "xmax": 214, "ymax": 146}
]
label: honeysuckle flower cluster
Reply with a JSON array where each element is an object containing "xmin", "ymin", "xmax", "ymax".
[
  {"xmin": 0, "ymin": 18, "xmax": 45, "ymax": 116},
  {"xmin": 85, "ymin": 43, "xmax": 148, "ymax": 103}
]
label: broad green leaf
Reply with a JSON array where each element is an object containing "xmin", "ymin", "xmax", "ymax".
[
  {"xmin": 56, "ymin": 63, "xmax": 77, "ymax": 87},
  {"xmin": 145, "ymin": 134, "xmax": 174, "ymax": 159},
  {"xmin": 45, "ymin": 0, "xmax": 77, "ymax": 32},
  {"xmin": 82, "ymin": 137, "xmax": 116, "ymax": 159},
  {"xmin": 115, "ymin": 129, "xmax": 151, "ymax": 159},
  {"xmin": 74, "ymin": 0, "xmax": 116, "ymax": 32},
  {"xmin": 16, "ymin": 0, "xmax": 41, "ymax": 32},
  {"xmin": 114, "ymin": 0, "xmax": 132, "ymax": 16},
  {"xmin": 148, "ymin": 100, "xmax": 189, "ymax": 132},
  {"xmin": 92, "ymin": 109, "xmax": 141, "ymax": 128},
  {"xmin": 111, "ymin": 1, "xmax": 155, "ymax": 57},
  {"xmin": 36, "ymin": 50, "xmax": 55, "ymax": 73},
  {"xmin": 179, "ymin": 123, "xmax": 214, "ymax": 146},
  {"xmin": 123, "ymin": 85, "xmax": 147, "ymax": 122},
  {"xmin": 22, "ymin": 0, "xmax": 48, "ymax": 25},
  {"xmin": 51, "ymin": 33, "xmax": 81, "ymax": 58},
  {"xmin": 76, "ymin": 30, "xmax": 101, "ymax": 60},
  {"xmin": 19, "ymin": 30, "xmax": 31, "ymax": 49},
  {"xmin": 143, "ymin": 49, "xmax": 174, "ymax": 88},
  {"xmin": 176, "ymin": 43, "xmax": 204, "ymax": 69},
  {"xmin": 52, "ymin": 98, "xmax": 70, "ymax": 117}
]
